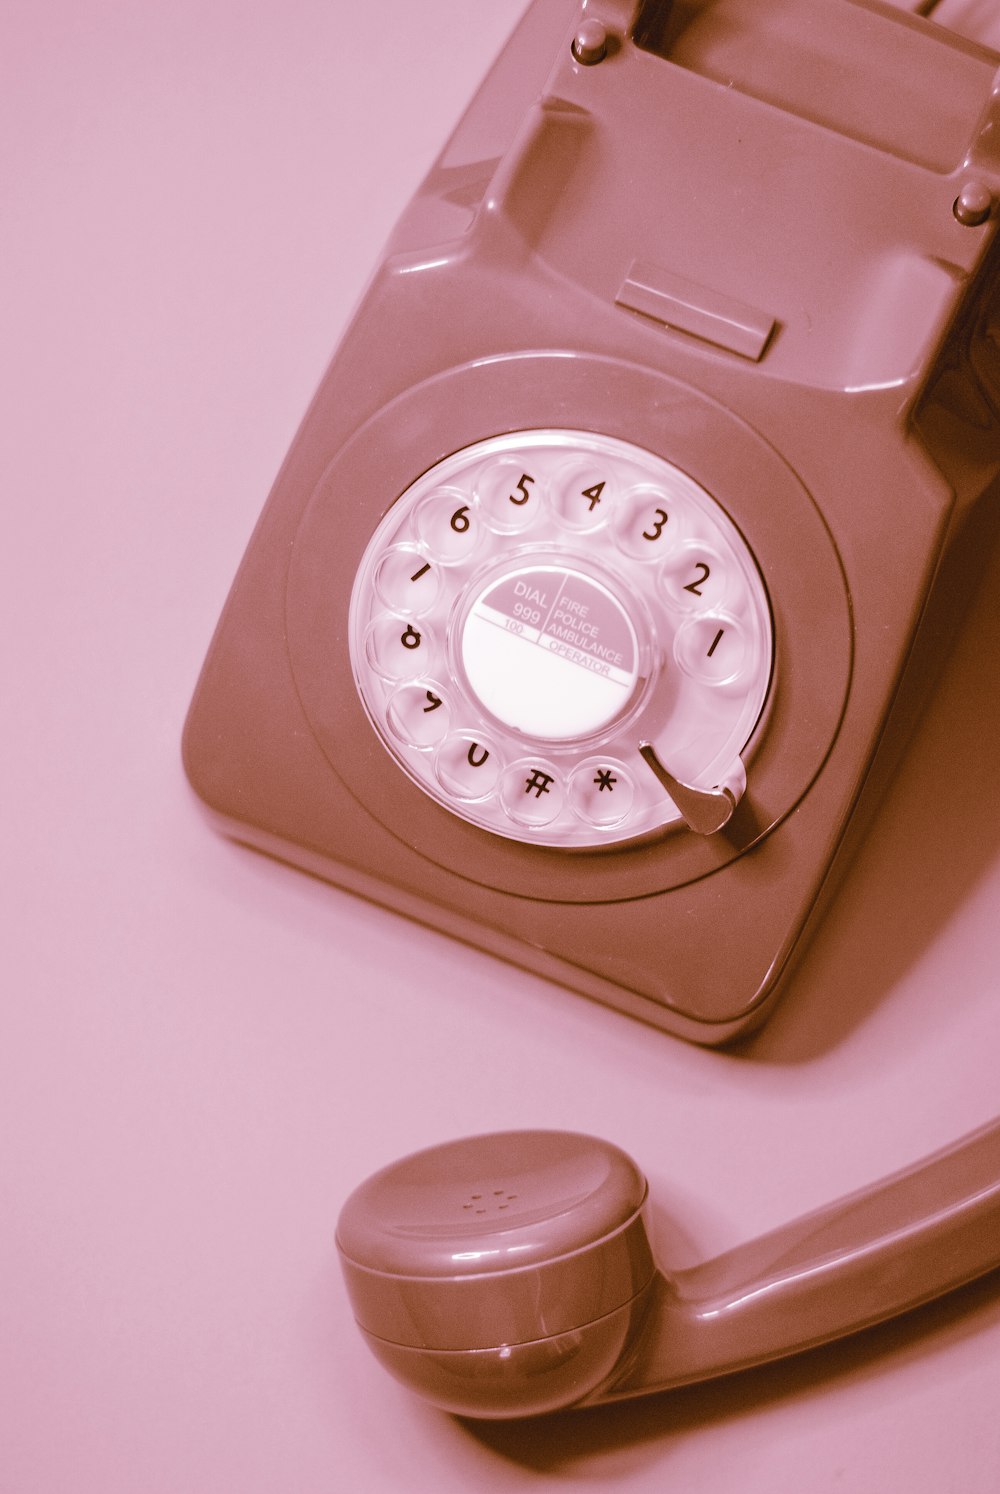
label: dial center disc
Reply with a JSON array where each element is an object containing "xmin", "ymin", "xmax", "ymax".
[{"xmin": 459, "ymin": 564, "xmax": 642, "ymax": 740}]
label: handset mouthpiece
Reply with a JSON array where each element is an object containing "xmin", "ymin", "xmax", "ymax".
[{"xmin": 335, "ymin": 1130, "xmax": 655, "ymax": 1418}]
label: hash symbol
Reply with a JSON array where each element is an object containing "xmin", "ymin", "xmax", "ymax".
[
  {"xmin": 594, "ymin": 769, "xmax": 617, "ymax": 793},
  {"xmin": 525, "ymin": 769, "xmax": 554, "ymax": 798}
]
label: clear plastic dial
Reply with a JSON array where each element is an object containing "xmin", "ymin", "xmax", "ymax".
[{"xmin": 348, "ymin": 430, "xmax": 773, "ymax": 848}]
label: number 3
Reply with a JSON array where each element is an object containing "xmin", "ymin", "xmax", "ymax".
[{"xmin": 642, "ymin": 507, "xmax": 669, "ymax": 542}]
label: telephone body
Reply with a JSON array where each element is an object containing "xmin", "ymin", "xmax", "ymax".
[{"xmin": 183, "ymin": 0, "xmax": 1000, "ymax": 1043}]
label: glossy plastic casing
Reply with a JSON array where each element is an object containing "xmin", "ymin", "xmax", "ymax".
[{"xmin": 183, "ymin": 0, "xmax": 1000, "ymax": 1042}]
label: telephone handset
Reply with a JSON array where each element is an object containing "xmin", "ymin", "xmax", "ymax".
[
  {"xmin": 335, "ymin": 1123, "xmax": 1000, "ymax": 1419},
  {"xmin": 183, "ymin": 0, "xmax": 1000, "ymax": 1041}
]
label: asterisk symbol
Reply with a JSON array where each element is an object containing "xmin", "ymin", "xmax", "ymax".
[{"xmin": 594, "ymin": 769, "xmax": 617, "ymax": 793}]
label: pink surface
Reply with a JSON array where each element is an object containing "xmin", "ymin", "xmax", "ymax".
[{"xmin": 2, "ymin": 3, "xmax": 1000, "ymax": 1491}]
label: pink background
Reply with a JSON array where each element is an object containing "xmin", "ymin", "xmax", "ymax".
[{"xmin": 3, "ymin": 2, "xmax": 1000, "ymax": 1489}]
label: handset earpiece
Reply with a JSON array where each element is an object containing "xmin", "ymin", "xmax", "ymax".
[{"xmin": 336, "ymin": 1124, "xmax": 1000, "ymax": 1419}]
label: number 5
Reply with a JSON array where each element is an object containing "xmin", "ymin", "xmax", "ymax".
[{"xmin": 509, "ymin": 473, "xmax": 535, "ymax": 506}]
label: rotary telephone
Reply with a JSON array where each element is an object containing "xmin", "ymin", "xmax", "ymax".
[{"xmin": 184, "ymin": 0, "xmax": 1000, "ymax": 1042}]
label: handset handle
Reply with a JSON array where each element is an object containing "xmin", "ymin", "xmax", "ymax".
[{"xmin": 599, "ymin": 1117, "xmax": 1000, "ymax": 1399}]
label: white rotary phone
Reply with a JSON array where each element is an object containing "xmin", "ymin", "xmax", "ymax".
[
  {"xmin": 184, "ymin": 0, "xmax": 1000, "ymax": 1042},
  {"xmin": 183, "ymin": 0, "xmax": 1000, "ymax": 1426}
]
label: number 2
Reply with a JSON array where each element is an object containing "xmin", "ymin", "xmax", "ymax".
[{"xmin": 684, "ymin": 561, "xmax": 711, "ymax": 595}]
